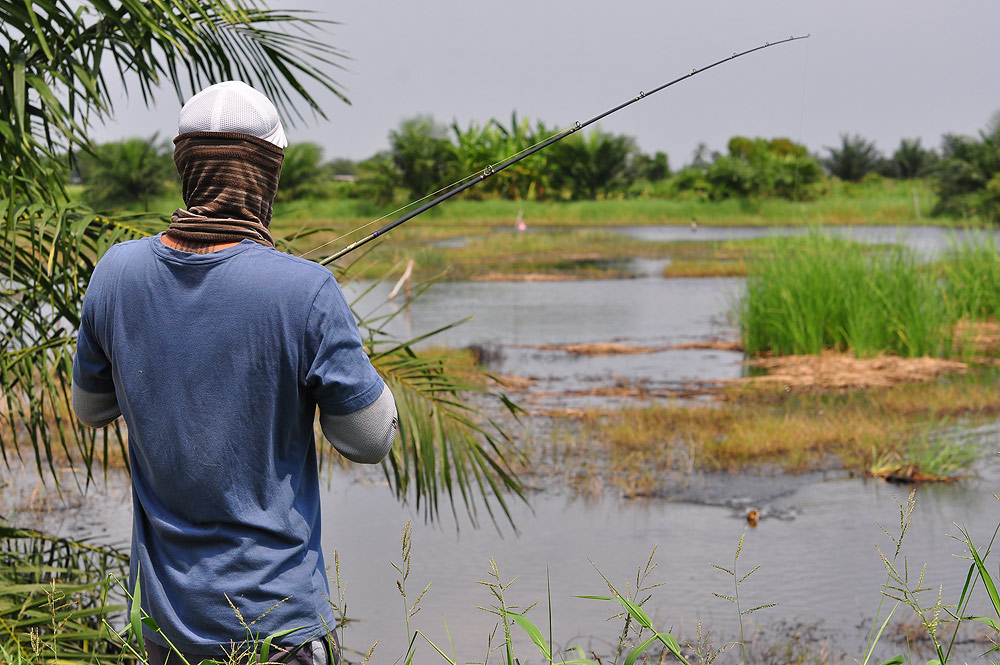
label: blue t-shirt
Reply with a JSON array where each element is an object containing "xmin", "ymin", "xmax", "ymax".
[{"xmin": 73, "ymin": 235, "xmax": 384, "ymax": 653}]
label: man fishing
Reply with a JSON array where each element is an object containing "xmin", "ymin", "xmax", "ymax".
[{"xmin": 71, "ymin": 81, "xmax": 397, "ymax": 665}]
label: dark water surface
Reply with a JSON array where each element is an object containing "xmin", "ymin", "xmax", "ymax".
[
  {"xmin": 346, "ymin": 277, "xmax": 744, "ymax": 409},
  {"xmin": 7, "ymin": 453, "xmax": 998, "ymax": 664}
]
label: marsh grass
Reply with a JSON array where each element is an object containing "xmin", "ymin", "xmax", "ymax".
[
  {"xmin": 739, "ymin": 232, "xmax": 1000, "ymax": 359},
  {"xmin": 574, "ymin": 372, "xmax": 1000, "ymax": 484},
  {"xmin": 940, "ymin": 232, "xmax": 1000, "ymax": 321},
  {"xmin": 0, "ymin": 526, "xmax": 126, "ymax": 664},
  {"xmin": 868, "ymin": 429, "xmax": 982, "ymax": 482},
  {"xmin": 740, "ymin": 234, "xmax": 950, "ymax": 358}
]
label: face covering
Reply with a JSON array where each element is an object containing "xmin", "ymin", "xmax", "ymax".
[{"xmin": 168, "ymin": 131, "xmax": 284, "ymax": 248}]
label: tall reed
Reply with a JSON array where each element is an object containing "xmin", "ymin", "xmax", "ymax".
[
  {"xmin": 738, "ymin": 232, "xmax": 1000, "ymax": 358},
  {"xmin": 940, "ymin": 231, "xmax": 1000, "ymax": 321}
]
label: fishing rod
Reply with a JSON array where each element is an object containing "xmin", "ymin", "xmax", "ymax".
[{"xmin": 317, "ymin": 34, "xmax": 810, "ymax": 266}]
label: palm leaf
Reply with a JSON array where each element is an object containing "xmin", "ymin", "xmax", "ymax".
[
  {"xmin": 362, "ymin": 308, "xmax": 527, "ymax": 527},
  {"xmin": 1, "ymin": 0, "xmax": 348, "ymax": 484}
]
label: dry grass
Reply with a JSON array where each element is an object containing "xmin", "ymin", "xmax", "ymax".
[
  {"xmin": 662, "ymin": 259, "xmax": 749, "ymax": 278},
  {"xmin": 954, "ymin": 318, "xmax": 1000, "ymax": 354},
  {"xmin": 734, "ymin": 352, "xmax": 970, "ymax": 390},
  {"xmin": 518, "ymin": 339, "xmax": 742, "ymax": 356},
  {"xmin": 568, "ymin": 371, "xmax": 1000, "ymax": 488}
]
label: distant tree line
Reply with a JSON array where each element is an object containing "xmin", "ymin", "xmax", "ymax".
[{"xmin": 75, "ymin": 110, "xmax": 1000, "ymax": 222}]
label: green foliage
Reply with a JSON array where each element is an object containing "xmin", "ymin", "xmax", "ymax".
[
  {"xmin": 378, "ymin": 113, "xmax": 661, "ymax": 203},
  {"xmin": 389, "ymin": 115, "xmax": 456, "ymax": 199},
  {"xmin": 673, "ymin": 137, "xmax": 822, "ymax": 202},
  {"xmin": 548, "ymin": 127, "xmax": 639, "ymax": 199},
  {"xmin": 823, "ymin": 133, "xmax": 883, "ymax": 182},
  {"xmin": 449, "ymin": 112, "xmax": 558, "ymax": 200},
  {"xmin": 76, "ymin": 135, "xmax": 174, "ymax": 210},
  {"xmin": 630, "ymin": 150, "xmax": 671, "ymax": 182},
  {"xmin": 0, "ymin": 526, "xmax": 127, "ymax": 663},
  {"xmin": 933, "ymin": 121, "xmax": 1000, "ymax": 222},
  {"xmin": 277, "ymin": 142, "xmax": 327, "ymax": 201},
  {"xmin": 355, "ymin": 151, "xmax": 403, "ymax": 209}
]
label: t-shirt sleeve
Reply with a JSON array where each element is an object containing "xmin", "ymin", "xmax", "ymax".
[
  {"xmin": 73, "ymin": 288, "xmax": 115, "ymax": 394},
  {"xmin": 302, "ymin": 277, "xmax": 384, "ymax": 415}
]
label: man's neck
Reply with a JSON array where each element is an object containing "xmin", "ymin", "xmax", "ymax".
[{"xmin": 161, "ymin": 232, "xmax": 241, "ymax": 254}]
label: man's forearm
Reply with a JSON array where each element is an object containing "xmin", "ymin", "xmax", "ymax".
[
  {"xmin": 320, "ymin": 384, "xmax": 397, "ymax": 463},
  {"xmin": 71, "ymin": 381, "xmax": 122, "ymax": 428}
]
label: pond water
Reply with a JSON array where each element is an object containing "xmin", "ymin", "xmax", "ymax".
[
  {"xmin": 8, "ymin": 448, "xmax": 998, "ymax": 665},
  {"xmin": 347, "ymin": 277, "xmax": 744, "ymax": 409},
  {"xmin": 354, "ymin": 223, "xmax": 1000, "ymax": 410},
  {"xmin": 611, "ymin": 223, "xmax": 1000, "ymax": 256}
]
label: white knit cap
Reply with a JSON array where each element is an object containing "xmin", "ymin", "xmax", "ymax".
[{"xmin": 177, "ymin": 81, "xmax": 288, "ymax": 148}]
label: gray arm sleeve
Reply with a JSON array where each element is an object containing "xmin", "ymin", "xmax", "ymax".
[
  {"xmin": 320, "ymin": 384, "xmax": 397, "ymax": 464},
  {"xmin": 71, "ymin": 381, "xmax": 122, "ymax": 428}
]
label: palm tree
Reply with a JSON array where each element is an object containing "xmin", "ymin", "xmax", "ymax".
[
  {"xmin": 888, "ymin": 138, "xmax": 937, "ymax": 179},
  {"xmin": 549, "ymin": 127, "xmax": 638, "ymax": 199},
  {"xmin": 1, "ymin": 0, "xmax": 523, "ymax": 525},
  {"xmin": 933, "ymin": 122, "xmax": 1000, "ymax": 223},
  {"xmin": 389, "ymin": 115, "xmax": 457, "ymax": 198},
  {"xmin": 822, "ymin": 133, "xmax": 882, "ymax": 182},
  {"xmin": 76, "ymin": 135, "xmax": 174, "ymax": 210}
]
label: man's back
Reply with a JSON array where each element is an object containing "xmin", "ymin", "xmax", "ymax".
[{"xmin": 75, "ymin": 234, "xmax": 384, "ymax": 653}]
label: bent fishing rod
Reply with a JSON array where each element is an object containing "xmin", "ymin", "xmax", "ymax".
[{"xmin": 316, "ymin": 34, "xmax": 810, "ymax": 266}]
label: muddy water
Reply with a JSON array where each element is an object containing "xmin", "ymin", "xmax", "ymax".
[
  {"xmin": 347, "ymin": 277, "xmax": 745, "ymax": 408},
  {"xmin": 8, "ymin": 449, "xmax": 998, "ymax": 664}
]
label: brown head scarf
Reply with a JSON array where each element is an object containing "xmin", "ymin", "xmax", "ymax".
[{"xmin": 168, "ymin": 131, "xmax": 284, "ymax": 248}]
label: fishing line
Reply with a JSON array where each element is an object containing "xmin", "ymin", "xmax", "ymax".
[{"xmin": 312, "ymin": 34, "xmax": 811, "ymax": 266}]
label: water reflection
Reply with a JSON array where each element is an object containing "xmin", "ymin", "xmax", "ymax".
[
  {"xmin": 613, "ymin": 224, "xmax": 1000, "ymax": 256},
  {"xmin": 11, "ymin": 455, "xmax": 998, "ymax": 665},
  {"xmin": 347, "ymin": 277, "xmax": 745, "ymax": 408}
]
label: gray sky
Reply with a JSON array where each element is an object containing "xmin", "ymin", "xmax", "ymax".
[{"xmin": 92, "ymin": 0, "xmax": 1000, "ymax": 168}]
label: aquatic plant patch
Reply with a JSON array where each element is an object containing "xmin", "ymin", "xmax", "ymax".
[
  {"xmin": 738, "ymin": 232, "xmax": 1000, "ymax": 359},
  {"xmin": 570, "ymin": 370, "xmax": 1000, "ymax": 483}
]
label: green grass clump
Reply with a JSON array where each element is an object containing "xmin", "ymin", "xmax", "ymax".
[
  {"xmin": 738, "ymin": 231, "xmax": 1000, "ymax": 359},
  {"xmin": 1, "ymin": 526, "xmax": 126, "ymax": 664},
  {"xmin": 940, "ymin": 232, "xmax": 1000, "ymax": 320}
]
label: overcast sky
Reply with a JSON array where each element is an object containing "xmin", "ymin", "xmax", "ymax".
[{"xmin": 91, "ymin": 0, "xmax": 1000, "ymax": 168}]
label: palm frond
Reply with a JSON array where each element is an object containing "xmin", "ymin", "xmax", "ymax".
[
  {"xmin": 348, "ymin": 265, "xmax": 527, "ymax": 527},
  {"xmin": 1, "ymin": 202, "xmax": 153, "ymax": 485}
]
